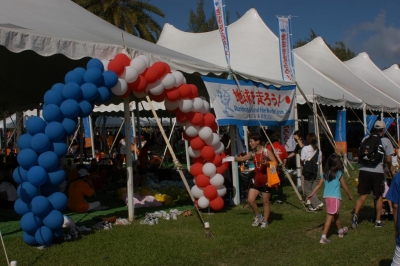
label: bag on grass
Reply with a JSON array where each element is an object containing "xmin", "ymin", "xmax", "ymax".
[
  {"xmin": 358, "ymin": 135, "xmax": 384, "ymax": 167},
  {"xmin": 302, "ymin": 149, "xmax": 319, "ymax": 180}
]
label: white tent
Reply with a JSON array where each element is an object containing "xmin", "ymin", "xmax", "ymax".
[
  {"xmin": 157, "ymin": 8, "xmax": 363, "ymax": 108},
  {"xmin": 294, "ymin": 37, "xmax": 400, "ymax": 112},
  {"xmin": 96, "ymin": 116, "xmax": 176, "ymax": 127},
  {"xmin": 383, "ymin": 64, "xmax": 400, "ymax": 87},
  {"xmin": 344, "ymin": 53, "xmax": 400, "ymax": 103}
]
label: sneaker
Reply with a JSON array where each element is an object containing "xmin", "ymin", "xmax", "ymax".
[
  {"xmin": 260, "ymin": 221, "xmax": 268, "ymax": 228},
  {"xmin": 351, "ymin": 214, "xmax": 358, "ymax": 229},
  {"xmin": 170, "ymin": 210, "xmax": 178, "ymax": 220},
  {"xmin": 277, "ymin": 200, "xmax": 283, "ymax": 205},
  {"xmin": 338, "ymin": 227, "xmax": 348, "ymax": 238},
  {"xmin": 163, "ymin": 213, "xmax": 170, "ymax": 220},
  {"xmin": 316, "ymin": 203, "xmax": 324, "ymax": 210},
  {"xmin": 153, "ymin": 211, "xmax": 163, "ymax": 218},
  {"xmin": 308, "ymin": 207, "xmax": 317, "ymax": 212},
  {"xmin": 374, "ymin": 221, "xmax": 385, "ymax": 228},
  {"xmin": 252, "ymin": 215, "xmax": 263, "ymax": 226},
  {"xmin": 140, "ymin": 216, "xmax": 155, "ymax": 225},
  {"xmin": 153, "ymin": 217, "xmax": 159, "ymax": 225},
  {"xmin": 320, "ymin": 237, "xmax": 331, "ymax": 244}
]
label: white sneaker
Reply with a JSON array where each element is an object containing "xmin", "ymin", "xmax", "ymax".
[
  {"xmin": 252, "ymin": 215, "xmax": 263, "ymax": 226},
  {"xmin": 170, "ymin": 210, "xmax": 178, "ymax": 220},
  {"xmin": 140, "ymin": 217, "xmax": 155, "ymax": 225},
  {"xmin": 163, "ymin": 213, "xmax": 170, "ymax": 220}
]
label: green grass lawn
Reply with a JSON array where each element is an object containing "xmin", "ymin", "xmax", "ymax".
[{"xmin": 0, "ymin": 166, "xmax": 395, "ymax": 266}]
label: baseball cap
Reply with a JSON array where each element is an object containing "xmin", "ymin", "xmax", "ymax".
[
  {"xmin": 78, "ymin": 169, "xmax": 89, "ymax": 177},
  {"xmin": 374, "ymin": 121, "xmax": 385, "ymax": 129}
]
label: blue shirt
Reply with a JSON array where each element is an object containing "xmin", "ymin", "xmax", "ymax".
[
  {"xmin": 322, "ymin": 170, "xmax": 343, "ymax": 200},
  {"xmin": 386, "ymin": 172, "xmax": 400, "ymax": 246}
]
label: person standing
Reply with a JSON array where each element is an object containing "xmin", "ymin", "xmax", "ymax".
[
  {"xmin": 351, "ymin": 120, "xmax": 395, "ymax": 229},
  {"xmin": 137, "ymin": 140, "xmax": 155, "ymax": 187},
  {"xmin": 306, "ymin": 153, "xmax": 353, "ymax": 243},
  {"xmin": 233, "ymin": 134, "xmax": 277, "ymax": 228},
  {"xmin": 118, "ymin": 136, "xmax": 127, "ymax": 164},
  {"xmin": 386, "ymin": 171, "xmax": 400, "ymax": 264},
  {"xmin": 286, "ymin": 130, "xmax": 305, "ymax": 169}
]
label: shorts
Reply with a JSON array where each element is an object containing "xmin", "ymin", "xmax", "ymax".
[
  {"xmin": 137, "ymin": 165, "xmax": 147, "ymax": 175},
  {"xmin": 358, "ymin": 170, "xmax": 385, "ymax": 196},
  {"xmin": 325, "ymin": 197, "xmax": 341, "ymax": 215},
  {"xmin": 250, "ymin": 182, "xmax": 271, "ymax": 193}
]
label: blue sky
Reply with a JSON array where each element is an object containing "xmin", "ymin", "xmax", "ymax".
[{"xmin": 149, "ymin": 0, "xmax": 400, "ymax": 69}]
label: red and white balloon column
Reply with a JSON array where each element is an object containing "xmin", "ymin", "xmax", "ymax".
[{"xmin": 106, "ymin": 53, "xmax": 227, "ymax": 211}]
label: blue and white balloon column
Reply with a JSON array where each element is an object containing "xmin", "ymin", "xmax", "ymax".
[{"xmin": 13, "ymin": 58, "xmax": 118, "ymax": 246}]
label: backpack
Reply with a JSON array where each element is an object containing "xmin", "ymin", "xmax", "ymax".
[
  {"xmin": 358, "ymin": 135, "xmax": 384, "ymax": 167},
  {"xmin": 302, "ymin": 149, "xmax": 319, "ymax": 180}
]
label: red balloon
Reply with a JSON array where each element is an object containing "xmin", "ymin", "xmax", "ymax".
[
  {"xmin": 179, "ymin": 84, "xmax": 192, "ymax": 99},
  {"xmin": 129, "ymin": 75, "xmax": 148, "ymax": 92},
  {"xmin": 210, "ymin": 122, "xmax": 218, "ymax": 132},
  {"xmin": 189, "ymin": 84, "xmax": 199, "ymax": 98},
  {"xmin": 203, "ymin": 113, "xmax": 216, "ymax": 128},
  {"xmin": 201, "ymin": 146, "xmax": 215, "ymax": 161},
  {"xmin": 209, "ymin": 196, "xmax": 224, "ymax": 211},
  {"xmin": 216, "ymin": 165, "xmax": 227, "ymax": 175},
  {"xmin": 190, "ymin": 137, "xmax": 206, "ymax": 150},
  {"xmin": 203, "ymin": 185, "xmax": 218, "ymax": 200},
  {"xmin": 114, "ymin": 53, "xmax": 131, "ymax": 67},
  {"xmin": 176, "ymin": 109, "xmax": 189, "ymax": 122},
  {"xmin": 149, "ymin": 90, "xmax": 166, "ymax": 102},
  {"xmin": 108, "ymin": 59, "xmax": 125, "ymax": 76},
  {"xmin": 212, "ymin": 154, "xmax": 222, "ymax": 167},
  {"xmin": 190, "ymin": 162, "xmax": 204, "ymax": 176},
  {"xmin": 192, "ymin": 156, "xmax": 204, "ymax": 164},
  {"xmin": 189, "ymin": 112, "xmax": 204, "ymax": 126},
  {"xmin": 142, "ymin": 67, "xmax": 158, "ymax": 84},
  {"xmin": 151, "ymin": 62, "xmax": 168, "ymax": 78},
  {"xmin": 165, "ymin": 87, "xmax": 181, "ymax": 102},
  {"xmin": 164, "ymin": 63, "xmax": 171, "ymax": 75},
  {"xmin": 195, "ymin": 174, "xmax": 210, "ymax": 188},
  {"xmin": 183, "ymin": 131, "xmax": 195, "ymax": 141},
  {"xmin": 118, "ymin": 86, "xmax": 132, "ymax": 98}
]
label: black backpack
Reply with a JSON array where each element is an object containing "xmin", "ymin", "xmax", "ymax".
[
  {"xmin": 358, "ymin": 135, "xmax": 384, "ymax": 167},
  {"xmin": 302, "ymin": 149, "xmax": 319, "ymax": 180}
]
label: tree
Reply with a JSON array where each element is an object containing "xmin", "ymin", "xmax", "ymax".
[
  {"xmin": 188, "ymin": 0, "xmax": 229, "ymax": 33},
  {"xmin": 293, "ymin": 29, "xmax": 355, "ymax": 62},
  {"xmin": 73, "ymin": 0, "xmax": 165, "ymax": 43}
]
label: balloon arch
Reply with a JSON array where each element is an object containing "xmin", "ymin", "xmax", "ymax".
[{"xmin": 14, "ymin": 53, "xmax": 227, "ymax": 246}]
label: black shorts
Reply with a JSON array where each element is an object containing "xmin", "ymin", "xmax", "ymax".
[
  {"xmin": 250, "ymin": 182, "xmax": 272, "ymax": 193},
  {"xmin": 137, "ymin": 165, "xmax": 147, "ymax": 175},
  {"xmin": 358, "ymin": 170, "xmax": 385, "ymax": 196}
]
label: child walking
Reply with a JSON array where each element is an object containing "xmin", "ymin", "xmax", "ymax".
[{"xmin": 306, "ymin": 153, "xmax": 353, "ymax": 244}]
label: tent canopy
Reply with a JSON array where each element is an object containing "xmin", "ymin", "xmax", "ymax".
[
  {"xmin": 383, "ymin": 64, "xmax": 400, "ymax": 88},
  {"xmin": 95, "ymin": 116, "xmax": 176, "ymax": 127}
]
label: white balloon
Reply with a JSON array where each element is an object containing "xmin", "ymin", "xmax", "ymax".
[
  {"xmin": 205, "ymin": 133, "xmax": 220, "ymax": 146},
  {"xmin": 199, "ymin": 127, "xmax": 213, "ymax": 142},
  {"xmin": 161, "ymin": 74, "xmax": 176, "ymax": 89},
  {"xmin": 185, "ymin": 125, "xmax": 200, "ymax": 137},
  {"xmin": 121, "ymin": 66, "xmax": 139, "ymax": 83},
  {"xmin": 188, "ymin": 146, "xmax": 201, "ymax": 158},
  {"xmin": 148, "ymin": 80, "xmax": 164, "ymax": 96},
  {"xmin": 213, "ymin": 142, "xmax": 225, "ymax": 154},
  {"xmin": 198, "ymin": 196, "xmax": 210, "ymax": 209},
  {"xmin": 216, "ymin": 185, "xmax": 227, "ymax": 197},
  {"xmin": 101, "ymin": 60, "xmax": 109, "ymax": 71},
  {"xmin": 164, "ymin": 99, "xmax": 179, "ymax": 111},
  {"xmin": 179, "ymin": 99, "xmax": 193, "ymax": 113},
  {"xmin": 192, "ymin": 97, "xmax": 204, "ymax": 112},
  {"xmin": 111, "ymin": 78, "xmax": 128, "ymax": 96},
  {"xmin": 203, "ymin": 163, "xmax": 216, "ymax": 177},
  {"xmin": 138, "ymin": 55, "xmax": 150, "ymax": 68},
  {"xmin": 132, "ymin": 90, "xmax": 146, "ymax": 99},
  {"xmin": 200, "ymin": 100, "xmax": 210, "ymax": 114},
  {"xmin": 210, "ymin": 173, "xmax": 224, "ymax": 187},
  {"xmin": 191, "ymin": 185, "xmax": 204, "ymax": 198},
  {"xmin": 130, "ymin": 57, "xmax": 147, "ymax": 74},
  {"xmin": 171, "ymin": 71, "xmax": 185, "ymax": 87}
]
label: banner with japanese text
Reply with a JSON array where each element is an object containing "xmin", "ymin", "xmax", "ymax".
[
  {"xmin": 334, "ymin": 110, "xmax": 347, "ymax": 154},
  {"xmin": 202, "ymin": 77, "xmax": 296, "ymax": 126},
  {"xmin": 365, "ymin": 115, "xmax": 378, "ymax": 136},
  {"xmin": 281, "ymin": 124, "xmax": 296, "ymax": 152},
  {"xmin": 278, "ymin": 16, "xmax": 295, "ymax": 81},
  {"xmin": 213, "ymin": 0, "xmax": 230, "ymax": 66}
]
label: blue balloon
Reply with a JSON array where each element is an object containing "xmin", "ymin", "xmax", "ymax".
[
  {"xmin": 84, "ymin": 68, "xmax": 103, "ymax": 85},
  {"xmin": 40, "ymin": 184, "xmax": 59, "ymax": 197},
  {"xmin": 51, "ymin": 83, "xmax": 65, "ymax": 94},
  {"xmin": 65, "ymin": 70, "xmax": 84, "ymax": 86},
  {"xmin": 60, "ymin": 99, "xmax": 80, "ymax": 119},
  {"xmin": 47, "ymin": 192, "xmax": 68, "ymax": 211},
  {"xmin": 20, "ymin": 212, "xmax": 42, "ymax": 234},
  {"xmin": 46, "ymin": 168, "xmax": 66, "ymax": 186},
  {"xmin": 23, "ymin": 232, "xmax": 37, "ymax": 246},
  {"xmin": 78, "ymin": 100, "xmax": 93, "ymax": 118},
  {"xmin": 26, "ymin": 116, "xmax": 47, "ymax": 135},
  {"xmin": 14, "ymin": 198, "xmax": 31, "ymax": 216},
  {"xmin": 102, "ymin": 71, "xmax": 118, "ymax": 89},
  {"xmin": 17, "ymin": 182, "xmax": 40, "ymax": 203},
  {"xmin": 62, "ymin": 82, "xmax": 82, "ymax": 101},
  {"xmin": 50, "ymin": 141, "xmax": 68, "ymax": 158},
  {"xmin": 27, "ymin": 166, "xmax": 48, "ymax": 186},
  {"xmin": 45, "ymin": 122, "xmax": 65, "ymax": 142},
  {"xmin": 95, "ymin": 87, "xmax": 112, "ymax": 104},
  {"xmin": 17, "ymin": 149, "xmax": 38, "ymax": 169},
  {"xmin": 81, "ymin": 83, "xmax": 99, "ymax": 101},
  {"xmin": 42, "ymin": 104, "xmax": 62, "ymax": 123},
  {"xmin": 13, "ymin": 166, "xmax": 29, "ymax": 184},
  {"xmin": 61, "ymin": 117, "xmax": 77, "ymax": 136},
  {"xmin": 30, "ymin": 196, "xmax": 52, "ymax": 217},
  {"xmin": 38, "ymin": 151, "xmax": 59, "ymax": 171},
  {"xmin": 35, "ymin": 226, "xmax": 53, "ymax": 246},
  {"xmin": 31, "ymin": 133, "xmax": 51, "ymax": 153},
  {"xmin": 18, "ymin": 133, "xmax": 33, "ymax": 150},
  {"xmin": 74, "ymin": 67, "xmax": 87, "ymax": 78},
  {"xmin": 87, "ymin": 58, "xmax": 104, "ymax": 72},
  {"xmin": 43, "ymin": 210, "xmax": 64, "ymax": 230},
  {"xmin": 43, "ymin": 89, "xmax": 64, "ymax": 106}
]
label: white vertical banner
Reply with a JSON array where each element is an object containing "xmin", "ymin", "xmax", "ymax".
[
  {"xmin": 277, "ymin": 16, "xmax": 295, "ymax": 82},
  {"xmin": 281, "ymin": 124, "xmax": 296, "ymax": 152},
  {"xmin": 214, "ymin": 0, "xmax": 230, "ymax": 67}
]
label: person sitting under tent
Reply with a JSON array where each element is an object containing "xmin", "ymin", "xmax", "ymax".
[{"xmin": 68, "ymin": 169, "xmax": 101, "ymax": 213}]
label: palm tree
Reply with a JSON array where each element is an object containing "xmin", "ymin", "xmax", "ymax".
[{"xmin": 73, "ymin": 0, "xmax": 165, "ymax": 43}]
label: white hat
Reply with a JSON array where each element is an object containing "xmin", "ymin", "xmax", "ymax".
[
  {"xmin": 374, "ymin": 120, "xmax": 385, "ymax": 129},
  {"xmin": 78, "ymin": 169, "xmax": 89, "ymax": 177}
]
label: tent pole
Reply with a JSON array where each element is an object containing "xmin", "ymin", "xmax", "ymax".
[
  {"xmin": 184, "ymin": 126, "xmax": 191, "ymax": 171},
  {"xmin": 136, "ymin": 101, "xmax": 141, "ymax": 149},
  {"xmin": 363, "ymin": 104, "xmax": 367, "ymax": 136},
  {"xmin": 2, "ymin": 110, "xmax": 6, "ymax": 158},
  {"xmin": 229, "ymin": 126, "xmax": 240, "ymax": 205},
  {"xmin": 124, "ymin": 98, "xmax": 134, "ymax": 221},
  {"xmin": 159, "ymin": 120, "xmax": 177, "ymax": 168},
  {"xmin": 108, "ymin": 119, "xmax": 124, "ymax": 155},
  {"xmin": 79, "ymin": 118, "xmax": 84, "ymax": 164},
  {"xmin": 294, "ymin": 95, "xmax": 302, "ymax": 190},
  {"xmin": 131, "ymin": 111, "xmax": 137, "ymax": 161},
  {"xmin": 89, "ymin": 115, "xmax": 95, "ymax": 159},
  {"xmin": 397, "ymin": 112, "xmax": 399, "ymax": 144}
]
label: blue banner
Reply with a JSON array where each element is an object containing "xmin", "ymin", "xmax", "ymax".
[
  {"xmin": 278, "ymin": 16, "xmax": 295, "ymax": 81},
  {"xmin": 83, "ymin": 117, "xmax": 91, "ymax": 138},
  {"xmin": 334, "ymin": 110, "xmax": 346, "ymax": 142},
  {"xmin": 213, "ymin": 0, "xmax": 230, "ymax": 66},
  {"xmin": 383, "ymin": 117, "xmax": 394, "ymax": 133},
  {"xmin": 366, "ymin": 115, "xmax": 378, "ymax": 135}
]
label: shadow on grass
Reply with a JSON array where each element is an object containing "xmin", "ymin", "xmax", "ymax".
[{"xmin": 379, "ymin": 259, "xmax": 392, "ymax": 266}]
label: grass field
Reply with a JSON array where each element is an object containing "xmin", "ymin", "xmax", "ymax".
[{"xmin": 0, "ymin": 166, "xmax": 396, "ymax": 266}]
